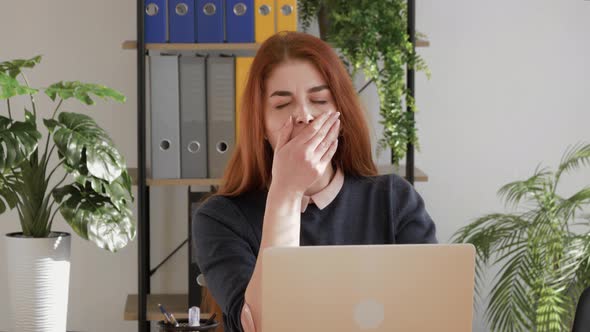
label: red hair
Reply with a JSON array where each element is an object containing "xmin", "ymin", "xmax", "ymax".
[{"xmin": 216, "ymin": 31, "xmax": 377, "ymax": 196}]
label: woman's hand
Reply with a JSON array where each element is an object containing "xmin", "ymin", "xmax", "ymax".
[{"xmin": 270, "ymin": 111, "xmax": 341, "ymax": 195}]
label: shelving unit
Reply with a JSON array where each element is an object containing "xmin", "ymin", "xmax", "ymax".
[
  {"xmin": 122, "ymin": 39, "xmax": 429, "ymax": 51},
  {"xmin": 122, "ymin": 40, "xmax": 261, "ymax": 51},
  {"xmin": 128, "ymin": 165, "xmax": 428, "ymax": 187},
  {"xmin": 131, "ymin": 1, "xmax": 426, "ymax": 331}
]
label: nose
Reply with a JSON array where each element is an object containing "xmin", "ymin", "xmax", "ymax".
[{"xmin": 293, "ymin": 104, "xmax": 314, "ymax": 125}]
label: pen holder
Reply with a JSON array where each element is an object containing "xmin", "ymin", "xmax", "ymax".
[{"xmin": 158, "ymin": 318, "xmax": 219, "ymax": 331}]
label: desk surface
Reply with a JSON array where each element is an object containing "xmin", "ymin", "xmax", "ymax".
[{"xmin": 124, "ymin": 293, "xmax": 212, "ymax": 321}]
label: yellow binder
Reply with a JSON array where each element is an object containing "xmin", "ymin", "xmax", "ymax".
[
  {"xmin": 255, "ymin": 0, "xmax": 275, "ymax": 43},
  {"xmin": 236, "ymin": 57, "xmax": 254, "ymax": 140},
  {"xmin": 276, "ymin": 0, "xmax": 297, "ymax": 33}
]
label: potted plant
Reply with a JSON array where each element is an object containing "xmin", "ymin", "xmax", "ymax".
[
  {"xmin": 0, "ymin": 55, "xmax": 135, "ymax": 331},
  {"xmin": 298, "ymin": 0, "xmax": 430, "ymax": 164},
  {"xmin": 453, "ymin": 143, "xmax": 590, "ymax": 331}
]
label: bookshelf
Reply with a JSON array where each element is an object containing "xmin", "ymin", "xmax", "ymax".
[
  {"xmin": 130, "ymin": 1, "xmax": 428, "ymax": 331},
  {"xmin": 127, "ymin": 165, "xmax": 428, "ymax": 187},
  {"xmin": 122, "ymin": 39, "xmax": 429, "ymax": 51},
  {"xmin": 122, "ymin": 40, "xmax": 261, "ymax": 51}
]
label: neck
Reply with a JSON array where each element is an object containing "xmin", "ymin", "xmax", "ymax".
[{"xmin": 304, "ymin": 164, "xmax": 335, "ymax": 197}]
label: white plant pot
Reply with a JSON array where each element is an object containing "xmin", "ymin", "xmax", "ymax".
[{"xmin": 4, "ymin": 232, "xmax": 71, "ymax": 332}]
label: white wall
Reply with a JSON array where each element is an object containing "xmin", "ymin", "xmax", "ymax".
[
  {"xmin": 0, "ymin": 0, "xmax": 589, "ymax": 331},
  {"xmin": 412, "ymin": 1, "xmax": 590, "ymax": 331},
  {"xmin": 0, "ymin": 1, "xmax": 142, "ymax": 331}
]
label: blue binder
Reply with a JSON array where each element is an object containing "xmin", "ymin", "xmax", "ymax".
[
  {"xmin": 225, "ymin": 0, "xmax": 254, "ymax": 43},
  {"xmin": 145, "ymin": 0, "xmax": 167, "ymax": 43},
  {"xmin": 170, "ymin": 0, "xmax": 195, "ymax": 43},
  {"xmin": 196, "ymin": 0, "xmax": 224, "ymax": 43}
]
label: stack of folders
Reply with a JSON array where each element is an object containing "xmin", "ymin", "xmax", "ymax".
[
  {"xmin": 149, "ymin": 51, "xmax": 254, "ymax": 179},
  {"xmin": 145, "ymin": 0, "xmax": 297, "ymax": 43}
]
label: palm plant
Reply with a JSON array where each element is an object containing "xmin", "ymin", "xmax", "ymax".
[
  {"xmin": 453, "ymin": 143, "xmax": 590, "ymax": 331},
  {"xmin": 0, "ymin": 55, "xmax": 135, "ymax": 252}
]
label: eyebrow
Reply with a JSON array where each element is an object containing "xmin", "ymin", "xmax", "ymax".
[{"xmin": 269, "ymin": 85, "xmax": 329, "ymax": 98}]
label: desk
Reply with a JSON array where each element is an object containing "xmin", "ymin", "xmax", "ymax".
[{"xmin": 124, "ymin": 293, "xmax": 212, "ymax": 321}]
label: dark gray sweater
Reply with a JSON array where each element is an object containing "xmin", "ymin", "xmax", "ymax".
[{"xmin": 193, "ymin": 173, "xmax": 437, "ymax": 331}]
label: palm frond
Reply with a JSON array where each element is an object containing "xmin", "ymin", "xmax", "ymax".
[
  {"xmin": 555, "ymin": 143, "xmax": 590, "ymax": 184},
  {"xmin": 556, "ymin": 187, "xmax": 590, "ymax": 223},
  {"xmin": 473, "ymin": 256, "xmax": 487, "ymax": 307},
  {"xmin": 453, "ymin": 143, "xmax": 590, "ymax": 330},
  {"xmin": 453, "ymin": 213, "xmax": 527, "ymax": 263},
  {"xmin": 535, "ymin": 284, "xmax": 571, "ymax": 332},
  {"xmin": 498, "ymin": 166, "xmax": 553, "ymax": 209},
  {"xmin": 487, "ymin": 247, "xmax": 535, "ymax": 331}
]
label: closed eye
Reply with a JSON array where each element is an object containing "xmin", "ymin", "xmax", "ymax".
[
  {"xmin": 312, "ymin": 100, "xmax": 327, "ymax": 104},
  {"xmin": 276, "ymin": 103, "xmax": 290, "ymax": 109}
]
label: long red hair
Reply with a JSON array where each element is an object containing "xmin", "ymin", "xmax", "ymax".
[{"xmin": 217, "ymin": 31, "xmax": 377, "ymax": 197}]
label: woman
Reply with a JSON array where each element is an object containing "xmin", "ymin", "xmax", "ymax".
[{"xmin": 193, "ymin": 31, "xmax": 437, "ymax": 332}]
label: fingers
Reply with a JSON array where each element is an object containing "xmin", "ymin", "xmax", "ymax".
[
  {"xmin": 274, "ymin": 116, "xmax": 293, "ymax": 151},
  {"xmin": 306, "ymin": 112, "xmax": 340, "ymax": 150},
  {"xmin": 314, "ymin": 117, "xmax": 340, "ymax": 156},
  {"xmin": 319, "ymin": 137, "xmax": 338, "ymax": 164},
  {"xmin": 292, "ymin": 111, "xmax": 335, "ymax": 144}
]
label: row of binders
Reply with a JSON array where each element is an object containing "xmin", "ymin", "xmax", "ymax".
[
  {"xmin": 145, "ymin": 0, "xmax": 297, "ymax": 43},
  {"xmin": 149, "ymin": 52, "xmax": 253, "ymax": 179}
]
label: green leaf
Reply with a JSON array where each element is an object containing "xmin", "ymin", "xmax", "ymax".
[
  {"xmin": 497, "ymin": 166, "xmax": 552, "ymax": 208},
  {"xmin": 44, "ymin": 81, "xmax": 126, "ymax": 104},
  {"xmin": 0, "ymin": 72, "xmax": 38, "ymax": 99},
  {"xmin": 102, "ymin": 172, "xmax": 134, "ymax": 211},
  {"xmin": 0, "ymin": 55, "xmax": 42, "ymax": 78},
  {"xmin": 43, "ymin": 118, "xmax": 59, "ymax": 134},
  {"xmin": 24, "ymin": 109, "xmax": 36, "ymax": 125},
  {"xmin": 86, "ymin": 141, "xmax": 124, "ymax": 183},
  {"xmin": 52, "ymin": 112, "xmax": 111, "ymax": 169},
  {"xmin": 87, "ymin": 204, "xmax": 135, "ymax": 252},
  {"xmin": 54, "ymin": 183, "xmax": 135, "ymax": 252},
  {"xmin": 13, "ymin": 155, "xmax": 53, "ymax": 237},
  {"xmin": 298, "ymin": 0, "xmax": 322, "ymax": 32},
  {"xmin": 555, "ymin": 143, "xmax": 590, "ymax": 182},
  {"xmin": 0, "ymin": 115, "xmax": 42, "ymax": 172},
  {"xmin": 0, "ymin": 177, "xmax": 18, "ymax": 214}
]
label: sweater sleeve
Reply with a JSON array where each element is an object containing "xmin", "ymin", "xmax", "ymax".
[
  {"xmin": 391, "ymin": 175, "xmax": 438, "ymax": 244},
  {"xmin": 192, "ymin": 196, "xmax": 257, "ymax": 332}
]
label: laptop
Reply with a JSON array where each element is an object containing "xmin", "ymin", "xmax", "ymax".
[{"xmin": 261, "ymin": 244, "xmax": 475, "ymax": 332}]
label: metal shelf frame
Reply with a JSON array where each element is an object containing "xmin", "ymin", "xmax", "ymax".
[{"xmin": 134, "ymin": 1, "xmax": 420, "ymax": 330}]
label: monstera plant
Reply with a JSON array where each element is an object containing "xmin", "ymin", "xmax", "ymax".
[{"xmin": 0, "ymin": 55, "xmax": 135, "ymax": 251}]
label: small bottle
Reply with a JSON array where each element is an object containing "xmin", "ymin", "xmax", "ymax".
[{"xmin": 189, "ymin": 306, "xmax": 201, "ymax": 327}]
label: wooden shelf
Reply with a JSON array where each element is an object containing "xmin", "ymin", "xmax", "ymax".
[
  {"xmin": 128, "ymin": 167, "xmax": 138, "ymax": 186},
  {"xmin": 122, "ymin": 39, "xmax": 429, "ymax": 51},
  {"xmin": 377, "ymin": 164, "xmax": 428, "ymax": 182},
  {"xmin": 147, "ymin": 177, "xmax": 222, "ymax": 187},
  {"xmin": 122, "ymin": 40, "xmax": 260, "ymax": 51},
  {"xmin": 128, "ymin": 165, "xmax": 427, "ymax": 186},
  {"xmin": 416, "ymin": 39, "xmax": 430, "ymax": 47},
  {"xmin": 124, "ymin": 293, "xmax": 212, "ymax": 321},
  {"xmin": 128, "ymin": 168, "xmax": 221, "ymax": 186}
]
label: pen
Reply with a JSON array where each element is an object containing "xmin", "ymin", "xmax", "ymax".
[
  {"xmin": 168, "ymin": 313, "xmax": 180, "ymax": 327},
  {"xmin": 158, "ymin": 303, "xmax": 178, "ymax": 326},
  {"xmin": 204, "ymin": 312, "xmax": 217, "ymax": 326}
]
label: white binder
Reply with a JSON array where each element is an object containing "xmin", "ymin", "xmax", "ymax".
[{"xmin": 149, "ymin": 53, "xmax": 181, "ymax": 179}]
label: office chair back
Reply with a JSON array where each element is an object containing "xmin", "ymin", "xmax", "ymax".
[{"xmin": 572, "ymin": 287, "xmax": 590, "ymax": 331}]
